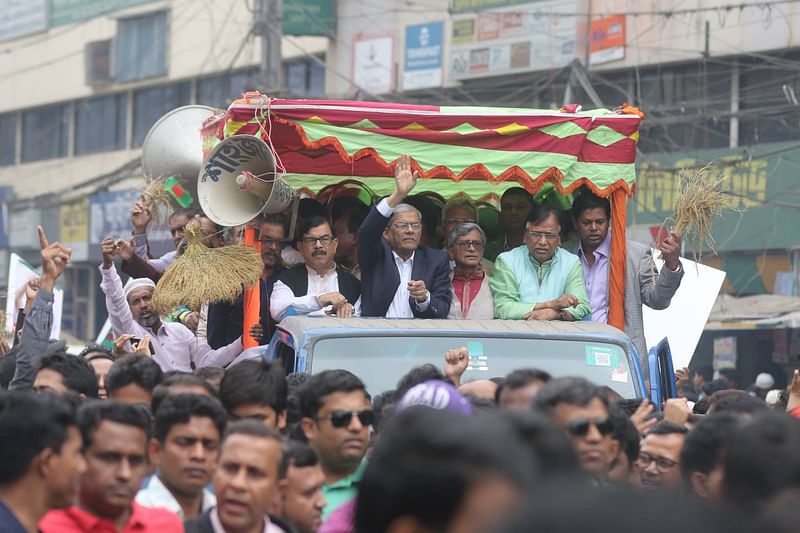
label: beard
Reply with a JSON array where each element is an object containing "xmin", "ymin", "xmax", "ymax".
[{"xmin": 136, "ymin": 314, "xmax": 159, "ymax": 328}]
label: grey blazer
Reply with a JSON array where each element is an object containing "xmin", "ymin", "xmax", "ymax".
[{"xmin": 564, "ymin": 239, "xmax": 684, "ymax": 374}]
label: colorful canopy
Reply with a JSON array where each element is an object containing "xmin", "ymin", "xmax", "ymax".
[
  {"xmin": 201, "ymin": 96, "xmax": 642, "ymax": 199},
  {"xmin": 200, "ymin": 94, "xmax": 644, "ymax": 332}
]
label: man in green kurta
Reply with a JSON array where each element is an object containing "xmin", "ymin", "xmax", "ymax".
[{"xmin": 490, "ymin": 204, "xmax": 590, "ymax": 321}]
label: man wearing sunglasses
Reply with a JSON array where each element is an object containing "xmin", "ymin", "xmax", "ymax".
[
  {"xmin": 491, "ymin": 204, "xmax": 590, "ymax": 321},
  {"xmin": 270, "ymin": 216, "xmax": 361, "ymax": 321},
  {"xmin": 534, "ymin": 377, "xmax": 616, "ymax": 480},
  {"xmin": 298, "ymin": 370, "xmax": 372, "ymax": 521},
  {"xmin": 447, "ymin": 223, "xmax": 495, "ymax": 319},
  {"xmin": 636, "ymin": 421, "xmax": 687, "ymax": 490},
  {"xmin": 357, "ymin": 154, "xmax": 451, "ymax": 318}
]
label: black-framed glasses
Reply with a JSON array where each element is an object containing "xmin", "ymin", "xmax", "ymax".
[
  {"xmin": 527, "ymin": 231, "xmax": 559, "ymax": 241},
  {"xmin": 317, "ymin": 410, "xmax": 374, "ymax": 428},
  {"xmin": 564, "ymin": 417, "xmax": 613, "ymax": 437},
  {"xmin": 392, "ymin": 222, "xmax": 422, "ymax": 231},
  {"xmin": 636, "ymin": 452, "xmax": 679, "ymax": 472},
  {"xmin": 454, "ymin": 239, "xmax": 484, "ymax": 250},
  {"xmin": 259, "ymin": 237, "xmax": 284, "ymax": 248},
  {"xmin": 302, "ymin": 235, "xmax": 334, "ymax": 246}
]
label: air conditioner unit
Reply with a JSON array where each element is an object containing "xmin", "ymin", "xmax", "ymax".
[{"xmin": 85, "ymin": 39, "xmax": 113, "ymax": 86}]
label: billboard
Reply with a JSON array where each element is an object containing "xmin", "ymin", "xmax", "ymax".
[
  {"xmin": 283, "ymin": 0, "xmax": 335, "ymax": 37},
  {"xmin": 89, "ymin": 189, "xmax": 173, "ymax": 260},
  {"xmin": 590, "ymin": 15, "xmax": 625, "ymax": 65},
  {"xmin": 51, "ymin": 0, "xmax": 156, "ymax": 26},
  {"xmin": 60, "ymin": 198, "xmax": 90, "ymax": 262},
  {"xmin": 403, "ymin": 21, "xmax": 444, "ymax": 91},
  {"xmin": 449, "ymin": 1, "xmax": 577, "ymax": 81},
  {"xmin": 353, "ymin": 35, "xmax": 395, "ymax": 95},
  {"xmin": 0, "ymin": 0, "xmax": 47, "ymax": 42}
]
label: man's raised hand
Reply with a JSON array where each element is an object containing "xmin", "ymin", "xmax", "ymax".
[
  {"xmin": 388, "ymin": 154, "xmax": 419, "ymax": 207},
  {"xmin": 101, "ymin": 236, "xmax": 117, "ymax": 268},
  {"xmin": 130, "ymin": 196, "xmax": 152, "ymax": 234},
  {"xmin": 444, "ymin": 347, "xmax": 469, "ymax": 387},
  {"xmin": 38, "ymin": 226, "xmax": 71, "ymax": 292}
]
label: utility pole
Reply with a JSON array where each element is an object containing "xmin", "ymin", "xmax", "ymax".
[{"xmin": 257, "ymin": 0, "xmax": 283, "ymax": 94}]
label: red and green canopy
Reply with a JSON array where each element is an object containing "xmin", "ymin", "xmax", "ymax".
[
  {"xmin": 202, "ymin": 97, "xmax": 641, "ymax": 200},
  {"xmin": 201, "ymin": 95, "xmax": 645, "ymax": 330}
]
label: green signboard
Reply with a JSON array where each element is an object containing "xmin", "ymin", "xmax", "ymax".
[
  {"xmin": 629, "ymin": 141, "xmax": 800, "ymax": 253},
  {"xmin": 283, "ymin": 0, "xmax": 335, "ymax": 36},
  {"xmin": 452, "ymin": 0, "xmax": 545, "ymax": 13},
  {"xmin": 51, "ymin": 0, "xmax": 156, "ymax": 26}
]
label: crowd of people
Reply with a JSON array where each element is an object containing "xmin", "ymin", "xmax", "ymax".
[{"xmin": 0, "ymin": 155, "xmax": 798, "ymax": 532}]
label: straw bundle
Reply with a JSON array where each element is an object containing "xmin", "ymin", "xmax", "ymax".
[
  {"xmin": 140, "ymin": 177, "xmax": 175, "ymax": 227},
  {"xmin": 661, "ymin": 165, "xmax": 728, "ymax": 262},
  {"xmin": 153, "ymin": 223, "xmax": 262, "ymax": 313}
]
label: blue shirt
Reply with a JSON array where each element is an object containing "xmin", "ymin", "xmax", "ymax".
[{"xmin": 0, "ymin": 500, "xmax": 28, "ymax": 533}]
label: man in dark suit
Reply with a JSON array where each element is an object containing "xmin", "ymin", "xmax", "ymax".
[
  {"xmin": 207, "ymin": 215, "xmax": 287, "ymax": 348},
  {"xmin": 270, "ymin": 216, "xmax": 360, "ymax": 320},
  {"xmin": 358, "ymin": 154, "xmax": 451, "ymax": 318},
  {"xmin": 184, "ymin": 421, "xmax": 290, "ymax": 533}
]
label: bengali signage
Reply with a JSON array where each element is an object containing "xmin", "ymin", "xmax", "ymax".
[
  {"xmin": 590, "ymin": 15, "xmax": 625, "ymax": 65},
  {"xmin": 283, "ymin": 0, "xmax": 335, "ymax": 36},
  {"xmin": 60, "ymin": 198, "xmax": 90, "ymax": 261},
  {"xmin": 630, "ymin": 141, "xmax": 800, "ymax": 252},
  {"xmin": 353, "ymin": 34, "xmax": 395, "ymax": 95},
  {"xmin": 403, "ymin": 21, "xmax": 444, "ymax": 91},
  {"xmin": 449, "ymin": 0, "xmax": 577, "ymax": 81}
]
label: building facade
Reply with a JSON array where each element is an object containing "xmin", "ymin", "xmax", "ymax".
[{"xmin": 0, "ymin": 0, "xmax": 798, "ymax": 343}]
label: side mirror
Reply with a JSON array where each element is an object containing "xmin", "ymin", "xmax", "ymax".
[{"xmin": 648, "ymin": 337, "xmax": 677, "ymax": 406}]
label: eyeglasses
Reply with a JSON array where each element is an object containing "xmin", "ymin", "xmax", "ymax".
[
  {"xmin": 170, "ymin": 225, "xmax": 187, "ymax": 237},
  {"xmin": 527, "ymin": 231, "xmax": 559, "ymax": 241},
  {"xmin": 454, "ymin": 240, "xmax": 484, "ymax": 250},
  {"xmin": 259, "ymin": 237, "xmax": 284, "ymax": 248},
  {"xmin": 317, "ymin": 410, "xmax": 374, "ymax": 429},
  {"xmin": 392, "ymin": 222, "xmax": 422, "ymax": 231},
  {"xmin": 302, "ymin": 235, "xmax": 334, "ymax": 246},
  {"xmin": 564, "ymin": 417, "xmax": 614, "ymax": 437},
  {"xmin": 444, "ymin": 218, "xmax": 476, "ymax": 226},
  {"xmin": 636, "ymin": 452, "xmax": 679, "ymax": 472}
]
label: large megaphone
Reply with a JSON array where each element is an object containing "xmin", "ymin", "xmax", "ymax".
[
  {"xmin": 197, "ymin": 135, "xmax": 295, "ymax": 227},
  {"xmin": 141, "ymin": 105, "xmax": 217, "ymax": 201}
]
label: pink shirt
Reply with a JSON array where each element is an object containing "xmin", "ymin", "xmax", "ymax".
[{"xmin": 99, "ymin": 264, "xmax": 243, "ymax": 372}]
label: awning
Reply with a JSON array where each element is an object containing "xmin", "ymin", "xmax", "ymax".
[{"xmin": 704, "ymin": 293, "xmax": 800, "ymax": 330}]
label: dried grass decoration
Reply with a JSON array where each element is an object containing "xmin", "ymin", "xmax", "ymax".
[
  {"xmin": 152, "ymin": 222, "xmax": 262, "ymax": 313},
  {"xmin": 660, "ymin": 164, "xmax": 730, "ymax": 262},
  {"xmin": 140, "ymin": 176, "xmax": 175, "ymax": 227}
]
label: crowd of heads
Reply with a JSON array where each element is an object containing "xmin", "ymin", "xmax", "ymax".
[{"xmin": 3, "ymin": 320, "xmax": 800, "ymax": 533}]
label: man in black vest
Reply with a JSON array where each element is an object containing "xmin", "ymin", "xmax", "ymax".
[{"xmin": 269, "ymin": 216, "xmax": 361, "ymax": 321}]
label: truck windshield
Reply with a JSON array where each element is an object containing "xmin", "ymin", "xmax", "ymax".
[{"xmin": 310, "ymin": 335, "xmax": 639, "ymax": 398}]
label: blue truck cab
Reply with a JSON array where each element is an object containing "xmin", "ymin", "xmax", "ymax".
[{"xmin": 267, "ymin": 316, "xmax": 675, "ymax": 401}]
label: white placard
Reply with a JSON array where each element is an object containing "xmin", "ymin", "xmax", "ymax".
[
  {"xmin": 353, "ymin": 35, "xmax": 395, "ymax": 94},
  {"xmin": 5, "ymin": 253, "xmax": 63, "ymax": 339},
  {"xmin": 643, "ymin": 251, "xmax": 726, "ymax": 370}
]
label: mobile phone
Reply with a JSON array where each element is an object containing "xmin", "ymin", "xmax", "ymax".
[{"xmin": 130, "ymin": 337, "xmax": 155, "ymax": 355}]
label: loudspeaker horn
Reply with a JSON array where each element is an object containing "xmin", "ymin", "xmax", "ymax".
[
  {"xmin": 141, "ymin": 105, "xmax": 217, "ymax": 197},
  {"xmin": 197, "ymin": 135, "xmax": 294, "ymax": 227}
]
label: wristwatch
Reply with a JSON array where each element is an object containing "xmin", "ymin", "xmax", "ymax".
[{"xmin": 560, "ymin": 310, "xmax": 570, "ymax": 321}]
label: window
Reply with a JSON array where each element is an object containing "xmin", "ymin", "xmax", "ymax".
[
  {"xmin": 197, "ymin": 68, "xmax": 260, "ymax": 109},
  {"xmin": 132, "ymin": 81, "xmax": 191, "ymax": 147},
  {"xmin": 0, "ymin": 113, "xmax": 16, "ymax": 166},
  {"xmin": 282, "ymin": 58, "xmax": 325, "ymax": 97},
  {"xmin": 738, "ymin": 51, "xmax": 800, "ymax": 146},
  {"xmin": 75, "ymin": 94, "xmax": 127, "ymax": 155},
  {"xmin": 21, "ymin": 104, "xmax": 69, "ymax": 162},
  {"xmin": 115, "ymin": 11, "xmax": 168, "ymax": 83}
]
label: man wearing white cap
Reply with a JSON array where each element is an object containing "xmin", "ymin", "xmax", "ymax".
[
  {"xmin": 748, "ymin": 372, "xmax": 775, "ymax": 401},
  {"xmin": 99, "ymin": 237, "xmax": 244, "ymax": 372}
]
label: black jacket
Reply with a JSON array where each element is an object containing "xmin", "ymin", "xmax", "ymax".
[{"xmin": 184, "ymin": 510, "xmax": 293, "ymax": 533}]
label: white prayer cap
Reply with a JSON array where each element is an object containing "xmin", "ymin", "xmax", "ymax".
[{"xmin": 123, "ymin": 278, "xmax": 156, "ymax": 301}]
